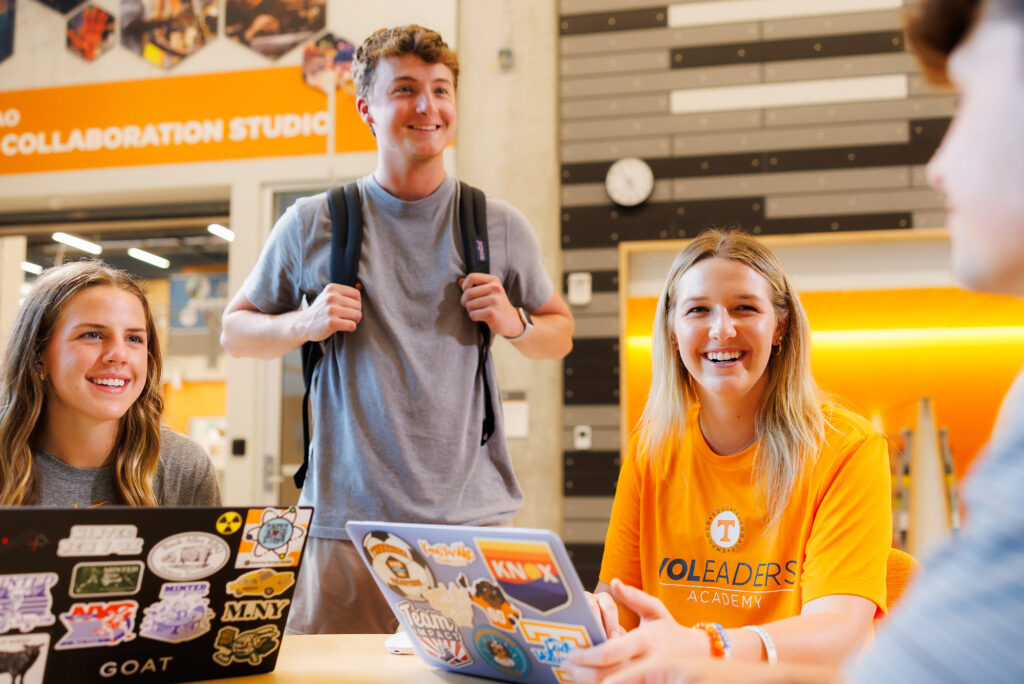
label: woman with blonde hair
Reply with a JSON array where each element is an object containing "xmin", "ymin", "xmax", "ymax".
[
  {"xmin": 0, "ymin": 260, "xmax": 220, "ymax": 506},
  {"xmin": 584, "ymin": 229, "xmax": 890, "ymax": 668}
]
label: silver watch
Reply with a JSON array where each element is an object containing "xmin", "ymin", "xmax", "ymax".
[{"xmin": 504, "ymin": 306, "xmax": 533, "ymax": 342}]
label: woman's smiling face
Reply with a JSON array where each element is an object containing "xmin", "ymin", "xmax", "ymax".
[
  {"xmin": 671, "ymin": 257, "xmax": 783, "ymax": 407},
  {"xmin": 40, "ymin": 285, "xmax": 150, "ymax": 433}
]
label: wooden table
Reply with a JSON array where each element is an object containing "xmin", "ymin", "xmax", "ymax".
[{"xmin": 208, "ymin": 634, "xmax": 494, "ymax": 683}]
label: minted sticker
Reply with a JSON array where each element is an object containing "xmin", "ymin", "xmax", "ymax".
[
  {"xmin": 418, "ymin": 539, "xmax": 475, "ymax": 567},
  {"xmin": 139, "ymin": 582, "xmax": 214, "ymax": 644},
  {"xmin": 423, "ymin": 581, "xmax": 475, "ymax": 628},
  {"xmin": 234, "ymin": 507, "xmax": 311, "ymax": 569},
  {"xmin": 361, "ymin": 531, "xmax": 435, "ymax": 602},
  {"xmin": 212, "ymin": 625, "xmax": 281, "ymax": 666},
  {"xmin": 473, "ymin": 626, "xmax": 530, "ymax": 678},
  {"xmin": 519, "ymin": 618, "xmax": 594, "ymax": 680},
  {"xmin": 148, "ymin": 532, "xmax": 230, "ymax": 581},
  {"xmin": 226, "ymin": 569, "xmax": 295, "ymax": 599},
  {"xmin": 396, "ymin": 601, "xmax": 472, "ymax": 668},
  {"xmin": 221, "ymin": 599, "xmax": 290, "ymax": 622},
  {"xmin": 0, "ymin": 573, "xmax": 58, "ymax": 634},
  {"xmin": 55, "ymin": 600, "xmax": 138, "ymax": 649},
  {"xmin": 458, "ymin": 574, "xmax": 521, "ymax": 632},
  {"xmin": 70, "ymin": 561, "xmax": 144, "ymax": 598},
  {"xmin": 57, "ymin": 525, "xmax": 143, "ymax": 557},
  {"xmin": 0, "ymin": 633, "xmax": 49, "ymax": 684},
  {"xmin": 475, "ymin": 538, "xmax": 571, "ymax": 614}
]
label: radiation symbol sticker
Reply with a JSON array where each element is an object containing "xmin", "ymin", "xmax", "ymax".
[{"xmin": 216, "ymin": 512, "xmax": 243, "ymax": 535}]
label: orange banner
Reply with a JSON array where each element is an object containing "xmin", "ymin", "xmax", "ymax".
[{"xmin": 0, "ymin": 67, "xmax": 377, "ymax": 175}]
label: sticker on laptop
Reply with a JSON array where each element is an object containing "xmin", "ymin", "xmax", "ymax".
[
  {"xmin": 148, "ymin": 532, "xmax": 230, "ymax": 581},
  {"xmin": 418, "ymin": 539, "xmax": 475, "ymax": 567},
  {"xmin": 519, "ymin": 618, "xmax": 594, "ymax": 679},
  {"xmin": 473, "ymin": 627, "xmax": 530, "ymax": 678},
  {"xmin": 361, "ymin": 531, "xmax": 435, "ymax": 602},
  {"xmin": 57, "ymin": 525, "xmax": 143, "ymax": 557},
  {"xmin": 395, "ymin": 601, "xmax": 472, "ymax": 668},
  {"xmin": 0, "ymin": 573, "xmax": 58, "ymax": 634},
  {"xmin": 212, "ymin": 625, "xmax": 281, "ymax": 667},
  {"xmin": 0, "ymin": 633, "xmax": 50, "ymax": 684},
  {"xmin": 139, "ymin": 582, "xmax": 215, "ymax": 644},
  {"xmin": 423, "ymin": 581, "xmax": 475, "ymax": 628},
  {"xmin": 235, "ymin": 507, "xmax": 311, "ymax": 568},
  {"xmin": 226, "ymin": 569, "xmax": 295, "ymax": 599},
  {"xmin": 458, "ymin": 573, "xmax": 521, "ymax": 632},
  {"xmin": 55, "ymin": 600, "xmax": 138, "ymax": 649},
  {"xmin": 70, "ymin": 561, "xmax": 144, "ymax": 598},
  {"xmin": 475, "ymin": 538, "xmax": 571, "ymax": 614},
  {"xmin": 216, "ymin": 511, "xmax": 244, "ymax": 535}
]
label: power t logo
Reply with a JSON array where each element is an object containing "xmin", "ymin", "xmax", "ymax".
[{"xmin": 705, "ymin": 507, "xmax": 744, "ymax": 553}]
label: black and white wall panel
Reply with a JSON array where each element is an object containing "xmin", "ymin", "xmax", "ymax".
[{"xmin": 558, "ymin": 0, "xmax": 953, "ymax": 589}]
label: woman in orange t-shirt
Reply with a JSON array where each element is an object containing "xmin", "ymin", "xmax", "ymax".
[{"xmin": 583, "ymin": 229, "xmax": 891, "ymax": 669}]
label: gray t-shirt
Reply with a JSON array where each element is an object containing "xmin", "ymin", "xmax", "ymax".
[
  {"xmin": 852, "ymin": 370, "xmax": 1024, "ymax": 682},
  {"xmin": 33, "ymin": 427, "xmax": 222, "ymax": 507},
  {"xmin": 243, "ymin": 175, "xmax": 554, "ymax": 539}
]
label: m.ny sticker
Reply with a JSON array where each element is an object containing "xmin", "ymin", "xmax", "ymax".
[
  {"xmin": 0, "ymin": 573, "xmax": 58, "ymax": 635},
  {"xmin": 474, "ymin": 539, "xmax": 570, "ymax": 614}
]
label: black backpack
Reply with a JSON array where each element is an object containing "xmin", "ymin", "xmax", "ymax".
[{"xmin": 293, "ymin": 180, "xmax": 495, "ymax": 488}]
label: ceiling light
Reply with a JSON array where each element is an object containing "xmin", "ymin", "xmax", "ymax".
[
  {"xmin": 52, "ymin": 232, "xmax": 102, "ymax": 255},
  {"xmin": 207, "ymin": 223, "xmax": 235, "ymax": 242},
  {"xmin": 20, "ymin": 261, "xmax": 43, "ymax": 275},
  {"xmin": 128, "ymin": 248, "xmax": 170, "ymax": 269}
]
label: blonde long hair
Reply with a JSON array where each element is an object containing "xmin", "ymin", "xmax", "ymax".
[
  {"xmin": 637, "ymin": 230, "xmax": 824, "ymax": 530},
  {"xmin": 0, "ymin": 260, "xmax": 164, "ymax": 505}
]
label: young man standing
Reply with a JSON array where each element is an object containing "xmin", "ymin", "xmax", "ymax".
[
  {"xmin": 221, "ymin": 25, "xmax": 573, "ymax": 634},
  {"xmin": 565, "ymin": 0, "xmax": 1024, "ymax": 680}
]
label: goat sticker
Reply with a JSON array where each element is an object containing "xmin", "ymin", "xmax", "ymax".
[
  {"xmin": 0, "ymin": 634, "xmax": 48, "ymax": 684},
  {"xmin": 474, "ymin": 539, "xmax": 570, "ymax": 614},
  {"xmin": 147, "ymin": 533, "xmax": 230, "ymax": 581}
]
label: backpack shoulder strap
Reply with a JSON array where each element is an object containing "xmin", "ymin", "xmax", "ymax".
[
  {"xmin": 296, "ymin": 182, "xmax": 362, "ymax": 488},
  {"xmin": 457, "ymin": 181, "xmax": 496, "ymax": 446}
]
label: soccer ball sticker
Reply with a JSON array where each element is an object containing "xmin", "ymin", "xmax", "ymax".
[{"xmin": 361, "ymin": 531, "xmax": 435, "ymax": 602}]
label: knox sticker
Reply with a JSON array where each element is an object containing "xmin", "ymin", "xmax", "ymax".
[
  {"xmin": 0, "ymin": 573, "xmax": 58, "ymax": 634},
  {"xmin": 457, "ymin": 573, "xmax": 521, "ymax": 632},
  {"xmin": 139, "ymin": 582, "xmax": 214, "ymax": 644},
  {"xmin": 226, "ymin": 569, "xmax": 295, "ymax": 599},
  {"xmin": 216, "ymin": 511, "xmax": 244, "ymax": 535},
  {"xmin": 234, "ymin": 507, "xmax": 311, "ymax": 568},
  {"xmin": 395, "ymin": 601, "xmax": 471, "ymax": 668},
  {"xmin": 473, "ymin": 627, "xmax": 529, "ymax": 678},
  {"xmin": 519, "ymin": 618, "xmax": 594, "ymax": 680},
  {"xmin": 55, "ymin": 600, "xmax": 138, "ymax": 649},
  {"xmin": 361, "ymin": 531, "xmax": 435, "ymax": 602},
  {"xmin": 475, "ymin": 539, "xmax": 570, "ymax": 614},
  {"xmin": 422, "ymin": 581, "xmax": 474, "ymax": 628},
  {"xmin": 57, "ymin": 525, "xmax": 143, "ymax": 557},
  {"xmin": 70, "ymin": 561, "xmax": 144, "ymax": 598},
  {"xmin": 148, "ymin": 532, "xmax": 230, "ymax": 581},
  {"xmin": 212, "ymin": 625, "xmax": 280, "ymax": 667},
  {"xmin": 0, "ymin": 633, "xmax": 50, "ymax": 684},
  {"xmin": 418, "ymin": 539, "xmax": 475, "ymax": 567}
]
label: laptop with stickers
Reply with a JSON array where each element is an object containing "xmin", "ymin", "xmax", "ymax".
[
  {"xmin": 0, "ymin": 505, "xmax": 312, "ymax": 683},
  {"xmin": 345, "ymin": 520, "xmax": 606, "ymax": 684}
]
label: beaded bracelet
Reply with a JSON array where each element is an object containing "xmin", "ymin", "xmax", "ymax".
[
  {"xmin": 741, "ymin": 625, "xmax": 778, "ymax": 665},
  {"xmin": 693, "ymin": 621, "xmax": 731, "ymax": 660}
]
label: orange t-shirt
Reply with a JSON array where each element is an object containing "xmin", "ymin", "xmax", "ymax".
[{"xmin": 600, "ymin": 404, "xmax": 891, "ymax": 629}]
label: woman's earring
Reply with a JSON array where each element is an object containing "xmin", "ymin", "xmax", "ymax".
[{"xmin": 773, "ymin": 342, "xmax": 782, "ymax": 356}]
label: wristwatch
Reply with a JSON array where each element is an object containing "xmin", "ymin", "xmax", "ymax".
[{"xmin": 504, "ymin": 307, "xmax": 533, "ymax": 342}]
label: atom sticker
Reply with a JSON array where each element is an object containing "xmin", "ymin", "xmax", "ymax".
[{"xmin": 234, "ymin": 507, "xmax": 311, "ymax": 569}]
